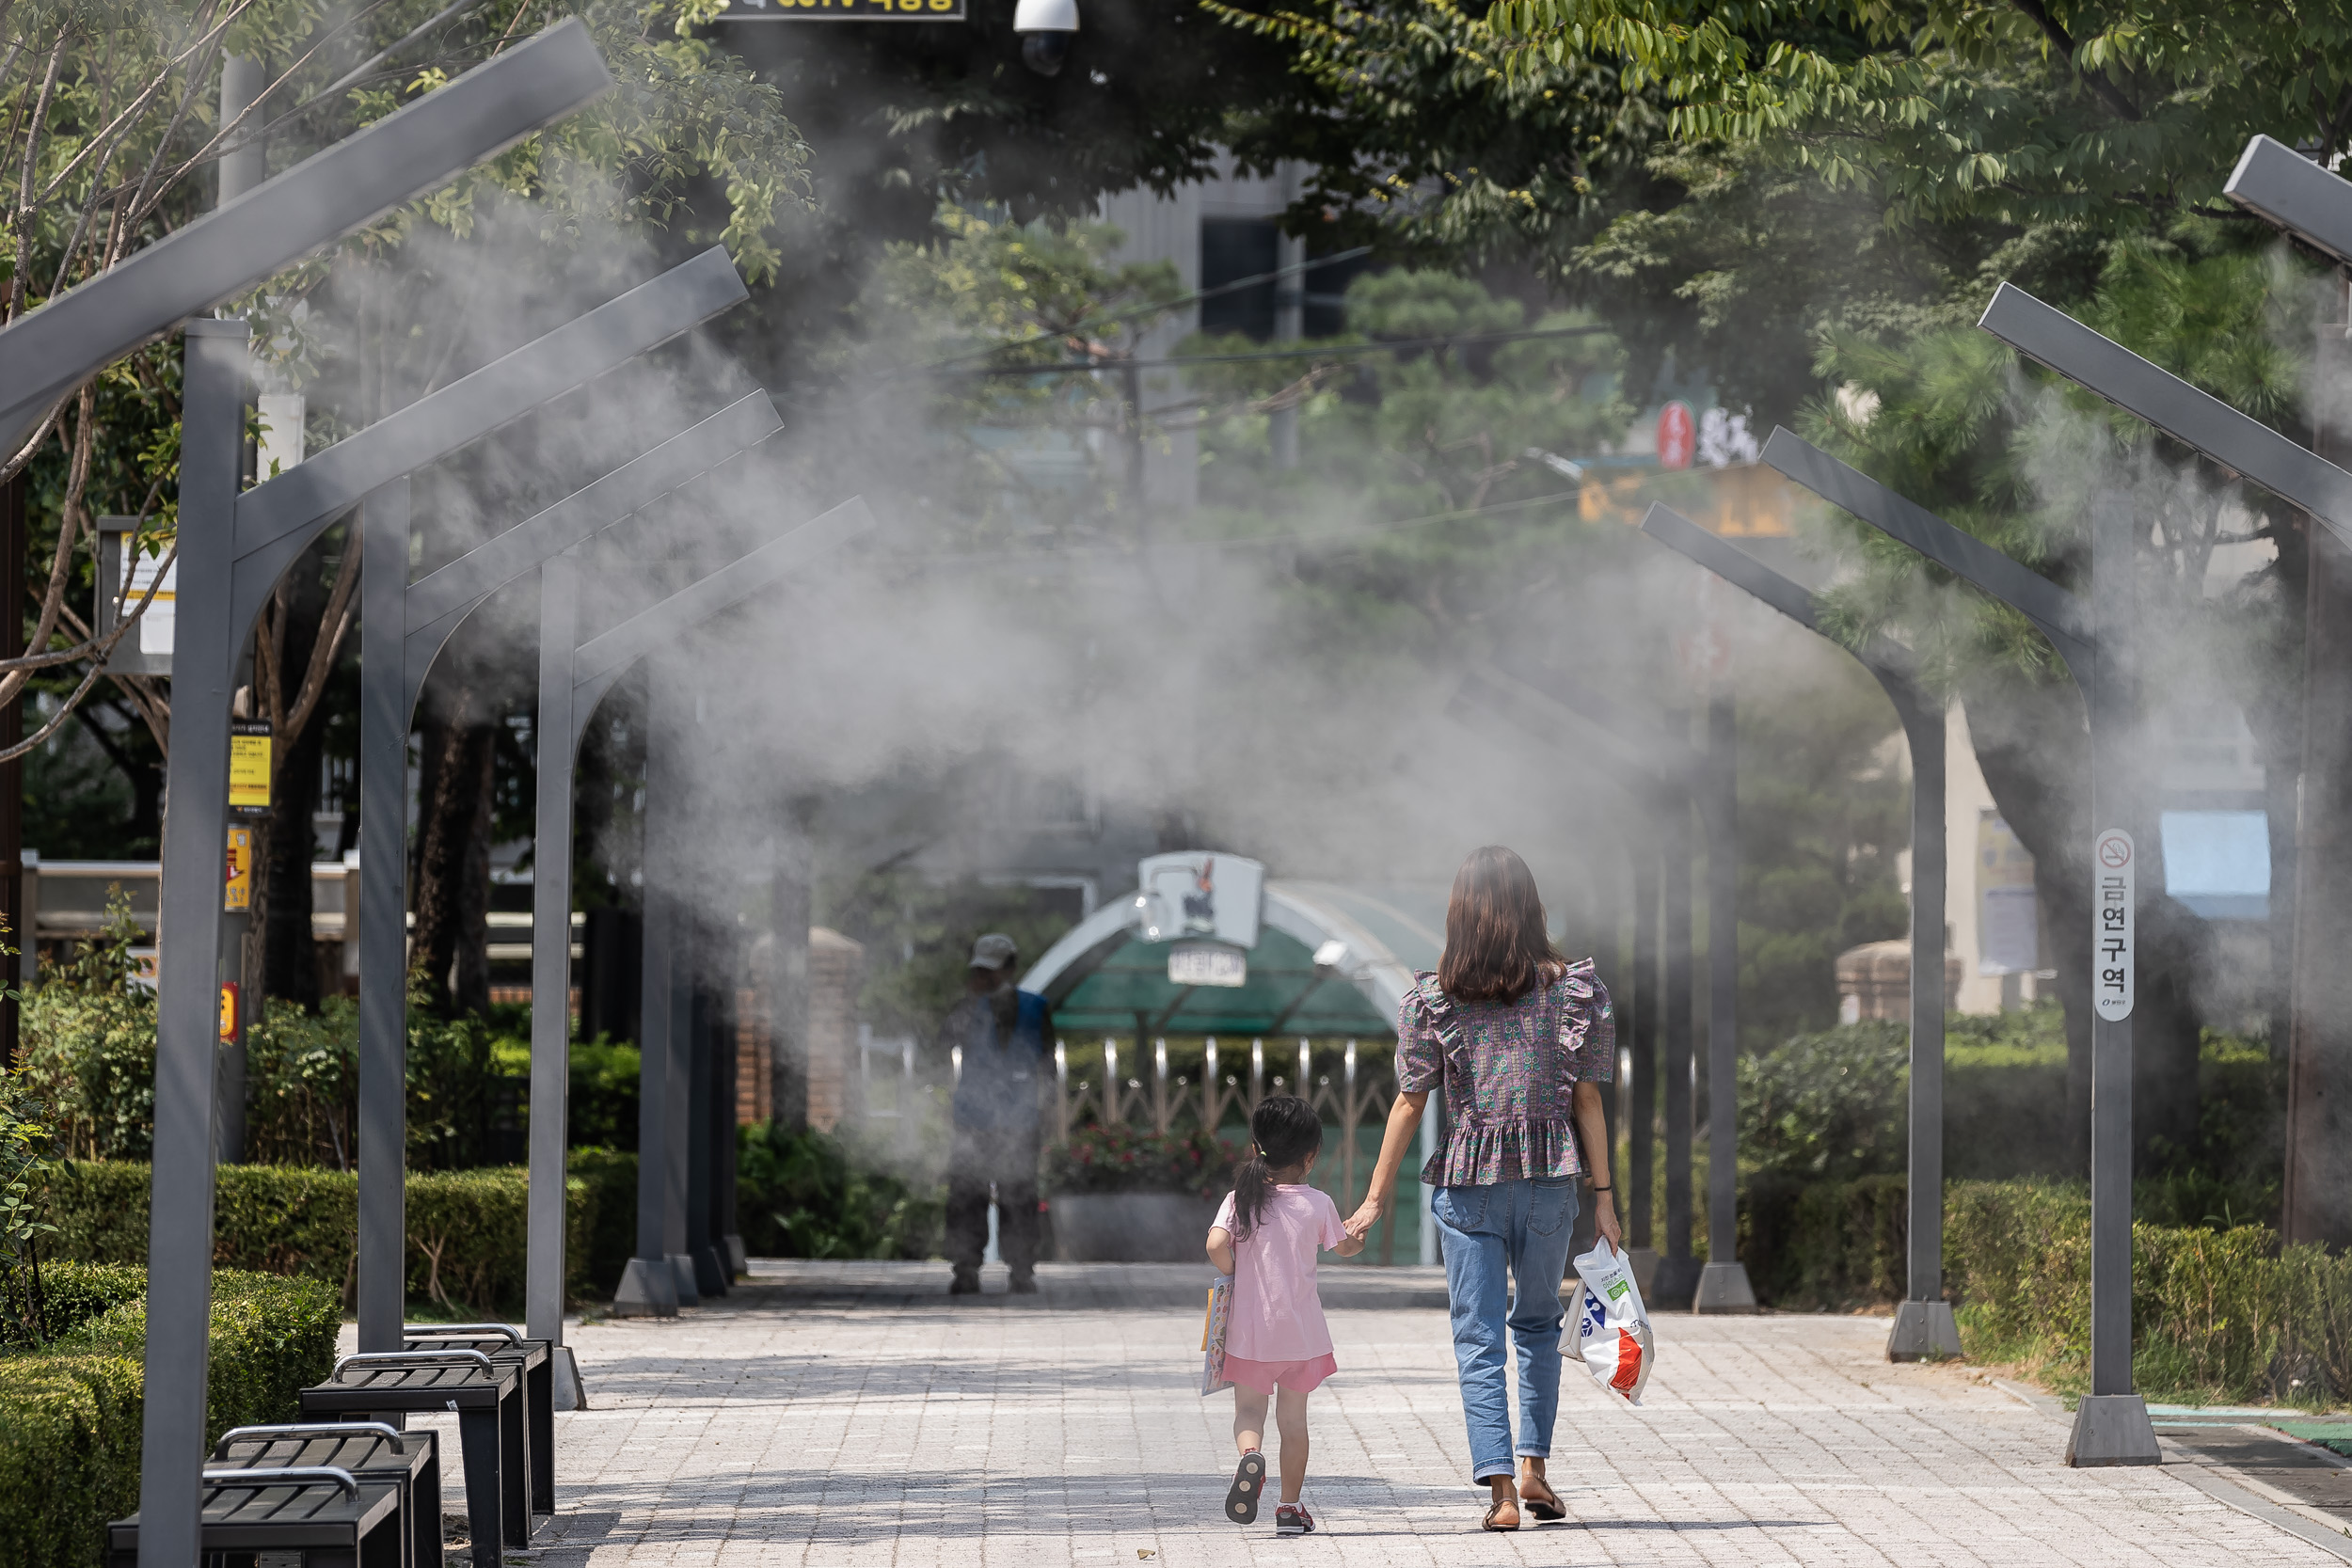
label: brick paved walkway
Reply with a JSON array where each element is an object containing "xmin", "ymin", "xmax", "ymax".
[{"xmin": 397, "ymin": 1260, "xmax": 2350, "ymax": 1564}]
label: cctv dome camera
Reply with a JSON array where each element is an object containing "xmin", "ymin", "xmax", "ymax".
[{"xmin": 1013, "ymin": 0, "xmax": 1077, "ymax": 75}]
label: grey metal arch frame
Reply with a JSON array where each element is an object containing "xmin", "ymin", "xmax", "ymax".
[
  {"xmin": 355, "ymin": 378, "xmax": 781, "ymax": 1357},
  {"xmin": 529, "ymin": 498, "xmax": 877, "ymax": 1320},
  {"xmin": 1760, "ymin": 426, "xmax": 2154, "ymax": 1465},
  {"xmin": 135, "ymin": 32, "xmax": 621, "ymax": 1565},
  {"xmin": 278, "ymin": 244, "xmax": 752, "ymax": 1357},
  {"xmin": 1479, "ymin": 660, "xmax": 1754, "ymax": 1314},
  {"xmin": 1639, "ymin": 503, "xmax": 1960, "ymax": 1359},
  {"xmin": 1451, "ymin": 667, "xmax": 1682, "ymax": 1285},
  {"xmin": 0, "ymin": 21, "xmax": 612, "ymax": 457}
]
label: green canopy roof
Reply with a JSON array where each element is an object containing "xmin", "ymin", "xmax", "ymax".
[{"xmin": 1020, "ymin": 877, "xmax": 1448, "ymax": 1039}]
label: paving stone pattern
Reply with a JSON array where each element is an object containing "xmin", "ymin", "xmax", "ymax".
[{"xmin": 378, "ymin": 1260, "xmax": 2344, "ymax": 1565}]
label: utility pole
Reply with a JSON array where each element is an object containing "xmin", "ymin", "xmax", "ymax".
[{"xmin": 1269, "ymin": 225, "xmax": 1304, "ymax": 471}]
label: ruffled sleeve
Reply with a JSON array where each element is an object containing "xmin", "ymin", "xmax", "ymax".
[
  {"xmin": 1557, "ymin": 960, "xmax": 1615, "ymax": 1083},
  {"xmin": 1394, "ymin": 974, "xmax": 1445, "ymax": 1093}
]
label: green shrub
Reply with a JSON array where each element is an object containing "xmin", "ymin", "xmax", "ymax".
[
  {"xmin": 0, "ymin": 1262, "xmax": 145, "ymax": 1349},
  {"xmin": 42, "ymin": 1157, "xmax": 638, "ymax": 1310},
  {"xmin": 1044, "ymin": 1122, "xmax": 1233, "ymax": 1199},
  {"xmin": 0, "ymin": 1268, "xmax": 339, "ymax": 1568},
  {"xmin": 737, "ymin": 1122, "xmax": 941, "ymax": 1259},
  {"xmin": 1739, "ymin": 1176, "xmax": 2352, "ymax": 1405},
  {"xmin": 14, "ymin": 895, "xmax": 166, "ymax": 1168},
  {"xmin": 1739, "ymin": 1023, "xmax": 1909, "ymax": 1181},
  {"xmin": 566, "ymin": 1148, "xmax": 639, "ymax": 1296},
  {"xmin": 22, "ymin": 931, "xmax": 574, "ymax": 1172},
  {"xmin": 245, "ymin": 997, "xmax": 359, "ymax": 1168},
  {"xmin": 0, "ymin": 1346, "xmax": 141, "ymax": 1568},
  {"xmin": 566, "ymin": 1041, "xmax": 641, "ymax": 1150},
  {"xmin": 1740, "ymin": 1173, "xmax": 1908, "ymax": 1307}
]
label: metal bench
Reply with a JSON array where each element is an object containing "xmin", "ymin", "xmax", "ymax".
[
  {"xmin": 107, "ymin": 1465, "xmax": 404, "ymax": 1568},
  {"xmin": 213, "ymin": 1422, "xmax": 442, "ymax": 1568},
  {"xmin": 403, "ymin": 1323, "xmax": 554, "ymax": 1523},
  {"xmin": 298, "ymin": 1349, "xmax": 525, "ymax": 1566}
]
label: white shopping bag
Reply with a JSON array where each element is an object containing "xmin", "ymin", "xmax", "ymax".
[{"xmin": 1570, "ymin": 1242, "xmax": 1654, "ymax": 1405}]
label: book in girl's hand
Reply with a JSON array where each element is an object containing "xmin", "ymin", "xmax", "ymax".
[{"xmin": 1200, "ymin": 1274, "xmax": 1234, "ymax": 1396}]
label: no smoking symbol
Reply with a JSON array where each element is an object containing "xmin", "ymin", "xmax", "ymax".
[{"xmin": 2099, "ymin": 835, "xmax": 2132, "ymax": 869}]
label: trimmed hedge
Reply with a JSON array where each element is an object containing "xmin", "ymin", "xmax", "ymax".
[
  {"xmin": 1740, "ymin": 1177, "xmax": 2352, "ymax": 1404},
  {"xmin": 0, "ymin": 1261, "xmax": 147, "ymax": 1348},
  {"xmin": 42, "ymin": 1152, "xmax": 641, "ymax": 1311},
  {"xmin": 0, "ymin": 1268, "xmax": 339, "ymax": 1568}
]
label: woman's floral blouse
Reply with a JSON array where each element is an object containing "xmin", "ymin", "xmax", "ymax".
[{"xmin": 1394, "ymin": 960, "xmax": 1615, "ymax": 1186}]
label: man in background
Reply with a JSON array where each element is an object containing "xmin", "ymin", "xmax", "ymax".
[{"xmin": 940, "ymin": 932, "xmax": 1049, "ymax": 1294}]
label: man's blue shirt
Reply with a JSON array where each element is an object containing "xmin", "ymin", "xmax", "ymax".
[{"xmin": 946, "ymin": 987, "xmax": 1050, "ymax": 1132}]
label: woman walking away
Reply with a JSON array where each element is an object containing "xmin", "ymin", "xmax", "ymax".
[
  {"xmin": 1345, "ymin": 845, "xmax": 1620, "ymax": 1531},
  {"xmin": 1207, "ymin": 1094, "xmax": 1365, "ymax": 1535}
]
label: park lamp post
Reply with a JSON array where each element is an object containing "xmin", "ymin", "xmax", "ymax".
[
  {"xmin": 540, "ymin": 498, "xmax": 876, "ymax": 1320},
  {"xmin": 1637, "ymin": 503, "xmax": 1961, "ymax": 1360},
  {"xmin": 1460, "ymin": 660, "xmax": 1757, "ymax": 1312},
  {"xmin": 1756, "ymin": 427, "xmax": 2155, "ymax": 1465},
  {"xmin": 357, "ymin": 386, "xmax": 787, "ymax": 1365},
  {"xmin": 132, "ymin": 31, "xmax": 623, "ymax": 1564},
  {"xmin": 1451, "ymin": 667, "xmax": 1683, "ymax": 1287}
]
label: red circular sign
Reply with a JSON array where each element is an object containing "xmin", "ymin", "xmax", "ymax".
[
  {"xmin": 1657, "ymin": 401, "xmax": 1695, "ymax": 470},
  {"xmin": 2099, "ymin": 833, "xmax": 2132, "ymax": 868}
]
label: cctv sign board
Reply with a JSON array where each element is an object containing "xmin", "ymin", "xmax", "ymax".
[
  {"xmin": 715, "ymin": 0, "xmax": 966, "ymax": 17},
  {"xmin": 1136, "ymin": 852, "xmax": 1265, "ymax": 949}
]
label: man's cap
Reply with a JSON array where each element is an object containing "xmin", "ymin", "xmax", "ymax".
[{"xmin": 969, "ymin": 932, "xmax": 1019, "ymax": 970}]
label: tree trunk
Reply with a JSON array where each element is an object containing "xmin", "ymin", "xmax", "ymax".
[{"xmin": 411, "ymin": 687, "xmax": 497, "ymax": 1016}]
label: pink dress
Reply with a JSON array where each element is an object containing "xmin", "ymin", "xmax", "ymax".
[{"xmin": 1211, "ymin": 1184, "xmax": 1347, "ymax": 1394}]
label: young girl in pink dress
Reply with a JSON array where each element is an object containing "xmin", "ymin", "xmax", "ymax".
[{"xmin": 1205, "ymin": 1094, "xmax": 1365, "ymax": 1535}]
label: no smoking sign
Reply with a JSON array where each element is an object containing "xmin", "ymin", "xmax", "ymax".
[{"xmin": 2092, "ymin": 828, "xmax": 2134, "ymax": 1022}]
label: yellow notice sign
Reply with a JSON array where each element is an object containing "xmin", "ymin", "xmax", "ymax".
[
  {"xmin": 229, "ymin": 722, "xmax": 272, "ymax": 814},
  {"xmin": 224, "ymin": 826, "xmax": 253, "ymax": 911}
]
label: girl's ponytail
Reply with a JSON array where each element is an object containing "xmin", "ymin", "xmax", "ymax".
[{"xmin": 1231, "ymin": 1094, "xmax": 1325, "ymax": 1242}]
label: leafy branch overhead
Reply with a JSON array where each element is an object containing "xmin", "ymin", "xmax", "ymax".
[{"xmin": 0, "ymin": 0, "xmax": 813, "ymax": 766}]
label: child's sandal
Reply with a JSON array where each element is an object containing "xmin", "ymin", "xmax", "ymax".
[{"xmin": 1226, "ymin": 1450, "xmax": 1267, "ymax": 1524}]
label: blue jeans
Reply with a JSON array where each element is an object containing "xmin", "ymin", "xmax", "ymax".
[{"xmin": 1432, "ymin": 1177, "xmax": 1581, "ymax": 1482}]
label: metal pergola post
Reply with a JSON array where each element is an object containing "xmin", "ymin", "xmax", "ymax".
[
  {"xmin": 335, "ymin": 248, "xmax": 754, "ymax": 1355},
  {"xmin": 1490, "ymin": 662, "xmax": 1752, "ymax": 1312},
  {"xmin": 1758, "ymin": 427, "xmax": 2154, "ymax": 1463},
  {"xmin": 1456, "ymin": 665, "xmax": 1731, "ymax": 1307},
  {"xmin": 644, "ymin": 650, "xmax": 700, "ymax": 1305},
  {"xmin": 360, "ymin": 393, "xmax": 783, "ymax": 1375},
  {"xmin": 132, "ymin": 33, "xmax": 617, "ymax": 1564},
  {"xmin": 1966, "ymin": 253, "xmax": 2352, "ymax": 1450},
  {"xmin": 525, "ymin": 499, "xmax": 875, "ymax": 1317},
  {"xmin": 1640, "ymin": 503, "xmax": 1960, "ymax": 1358},
  {"xmin": 1628, "ymin": 838, "xmax": 1660, "ymax": 1264},
  {"xmin": 139, "ymin": 318, "xmax": 248, "ymax": 1568}
]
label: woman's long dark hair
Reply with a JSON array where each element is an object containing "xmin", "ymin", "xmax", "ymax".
[
  {"xmin": 1232, "ymin": 1095, "xmax": 1324, "ymax": 1242},
  {"xmin": 1438, "ymin": 845, "xmax": 1565, "ymax": 1004}
]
